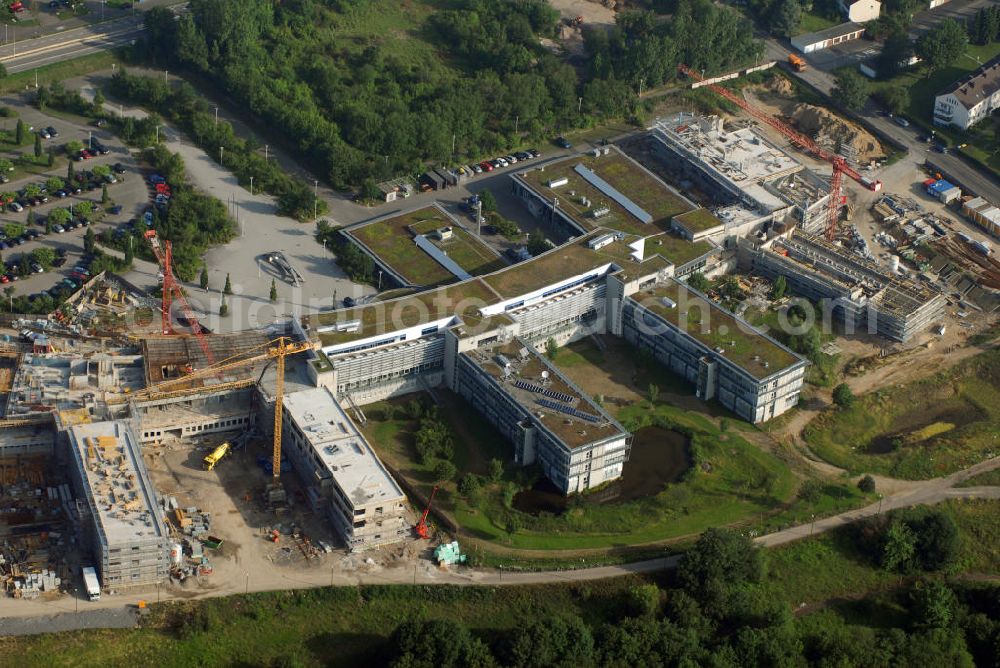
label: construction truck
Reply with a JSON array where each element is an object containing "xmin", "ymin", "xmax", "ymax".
[
  {"xmin": 82, "ymin": 566, "xmax": 101, "ymax": 601},
  {"xmin": 788, "ymin": 54, "xmax": 807, "ymax": 72},
  {"xmin": 203, "ymin": 442, "xmax": 231, "ymax": 471}
]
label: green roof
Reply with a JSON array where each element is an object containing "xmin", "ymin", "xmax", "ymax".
[
  {"xmin": 348, "ymin": 206, "xmax": 455, "ymax": 286},
  {"xmin": 483, "ymin": 234, "xmax": 615, "ymax": 299},
  {"xmin": 673, "ymin": 208, "xmax": 725, "ymax": 234},
  {"xmin": 646, "ymin": 233, "xmax": 714, "ymax": 268},
  {"xmin": 516, "ymin": 150, "xmax": 693, "ymax": 236},
  {"xmin": 636, "ymin": 281, "xmax": 803, "ymax": 379}
]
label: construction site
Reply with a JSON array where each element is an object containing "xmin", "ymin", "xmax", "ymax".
[{"xmin": 0, "ymin": 229, "xmax": 438, "ymax": 606}]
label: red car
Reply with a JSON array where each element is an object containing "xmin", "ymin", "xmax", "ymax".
[
  {"xmin": 479, "ymin": 161, "xmax": 494, "ymax": 172},
  {"xmin": 0, "ymin": 275, "xmax": 8, "ymax": 284}
]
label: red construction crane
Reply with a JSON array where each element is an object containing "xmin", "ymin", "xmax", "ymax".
[
  {"xmin": 144, "ymin": 230, "xmax": 215, "ymax": 366},
  {"xmin": 677, "ymin": 65, "xmax": 882, "ymax": 241},
  {"xmin": 414, "ymin": 485, "xmax": 439, "ymax": 539}
]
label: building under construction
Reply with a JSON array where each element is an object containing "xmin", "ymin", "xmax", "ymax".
[
  {"xmin": 739, "ymin": 230, "xmax": 946, "ymax": 342},
  {"xmin": 67, "ymin": 420, "xmax": 169, "ymax": 591},
  {"xmin": 650, "ymin": 113, "xmax": 832, "ymax": 238}
]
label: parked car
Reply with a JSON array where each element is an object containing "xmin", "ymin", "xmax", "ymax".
[
  {"xmin": 92, "ymin": 118, "xmax": 107, "ymax": 128},
  {"xmin": 53, "ymin": 224, "xmax": 64, "ymax": 233},
  {"xmin": 893, "ymin": 116, "xmax": 910, "ymax": 128},
  {"xmin": 555, "ymin": 136, "xmax": 572, "ymax": 149},
  {"xmin": 38, "ymin": 128, "xmax": 51, "ymax": 139},
  {"xmin": 45, "ymin": 126, "xmax": 58, "ymax": 138},
  {"xmin": 470, "ymin": 163, "xmax": 483, "ymax": 174},
  {"xmin": 112, "ymin": 163, "xmax": 126, "ymax": 174},
  {"xmin": 8, "ymin": 201, "xmax": 22, "ymax": 212}
]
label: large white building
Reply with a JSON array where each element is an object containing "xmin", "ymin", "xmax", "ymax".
[
  {"xmin": 281, "ymin": 387, "xmax": 409, "ymax": 551},
  {"xmin": 934, "ymin": 56, "xmax": 1000, "ymax": 130},
  {"xmin": 311, "ymin": 228, "xmax": 808, "ymax": 494}
]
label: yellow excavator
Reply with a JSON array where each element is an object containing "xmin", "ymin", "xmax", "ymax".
[{"xmin": 203, "ymin": 442, "xmax": 231, "ymax": 471}]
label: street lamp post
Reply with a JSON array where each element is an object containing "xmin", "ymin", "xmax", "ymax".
[
  {"xmin": 313, "ymin": 179, "xmax": 318, "ymax": 219},
  {"xmin": 264, "ymin": 144, "xmax": 268, "ymax": 161},
  {"xmin": 219, "ymin": 146, "xmax": 224, "ymax": 164},
  {"xmin": 249, "ymin": 176, "xmax": 253, "ymax": 196},
  {"xmin": 377, "ymin": 270, "xmax": 383, "ymax": 291},
  {"xmin": 214, "ymin": 106, "xmax": 218, "ymax": 126}
]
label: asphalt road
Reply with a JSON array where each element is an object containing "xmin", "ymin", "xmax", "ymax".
[{"xmin": 0, "ymin": 17, "xmax": 142, "ymax": 74}]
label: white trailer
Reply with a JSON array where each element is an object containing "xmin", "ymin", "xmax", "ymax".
[{"xmin": 82, "ymin": 566, "xmax": 101, "ymax": 601}]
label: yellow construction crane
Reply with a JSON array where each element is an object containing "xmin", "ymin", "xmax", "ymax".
[{"xmin": 129, "ymin": 336, "xmax": 312, "ymax": 479}]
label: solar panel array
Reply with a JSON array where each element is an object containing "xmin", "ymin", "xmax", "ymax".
[
  {"xmin": 536, "ymin": 399, "xmax": 602, "ymax": 424},
  {"xmin": 514, "ymin": 380, "xmax": 545, "ymax": 394},
  {"xmin": 513, "ymin": 380, "xmax": 574, "ymax": 403}
]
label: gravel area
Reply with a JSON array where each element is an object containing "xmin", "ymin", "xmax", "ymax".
[{"xmin": 0, "ymin": 605, "xmax": 138, "ymax": 636}]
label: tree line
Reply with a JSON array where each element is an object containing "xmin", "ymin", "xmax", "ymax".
[
  {"xmin": 136, "ymin": 0, "xmax": 761, "ymax": 190},
  {"xmin": 383, "ymin": 523, "xmax": 996, "ymax": 667}
]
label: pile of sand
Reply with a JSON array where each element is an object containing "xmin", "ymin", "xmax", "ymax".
[
  {"xmin": 790, "ymin": 103, "xmax": 886, "ymax": 163},
  {"xmin": 765, "ymin": 76, "xmax": 794, "ymax": 97}
]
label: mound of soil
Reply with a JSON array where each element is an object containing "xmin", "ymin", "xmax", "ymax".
[{"xmin": 790, "ymin": 103, "xmax": 886, "ymax": 164}]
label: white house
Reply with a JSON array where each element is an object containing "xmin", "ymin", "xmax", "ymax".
[
  {"xmin": 839, "ymin": 0, "xmax": 881, "ymax": 23},
  {"xmin": 934, "ymin": 56, "xmax": 1000, "ymax": 130}
]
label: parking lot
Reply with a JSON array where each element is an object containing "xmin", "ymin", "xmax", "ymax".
[{"xmin": 0, "ymin": 93, "xmax": 150, "ymax": 303}]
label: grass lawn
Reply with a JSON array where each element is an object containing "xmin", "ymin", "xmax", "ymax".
[
  {"xmin": 0, "ymin": 52, "xmax": 118, "ymax": 94},
  {"xmin": 804, "ymin": 348, "xmax": 1000, "ymax": 479},
  {"xmin": 869, "ymin": 41, "xmax": 1000, "ymax": 174},
  {"xmin": 794, "ymin": 11, "xmax": 839, "ymax": 36},
  {"xmin": 768, "ymin": 498, "xmax": 1000, "ymax": 607},
  {"xmin": 955, "ymin": 467, "xmax": 1000, "ymax": 488}
]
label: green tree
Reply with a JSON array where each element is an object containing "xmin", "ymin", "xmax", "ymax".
[
  {"xmin": 504, "ymin": 615, "xmax": 594, "ymax": 668},
  {"xmin": 223, "ymin": 272, "xmax": 232, "ymax": 295},
  {"xmin": 527, "ymin": 229, "xmax": 548, "ymax": 256},
  {"xmin": 33, "ymin": 133, "xmax": 42, "ymax": 158},
  {"xmin": 48, "ymin": 208, "xmax": 71, "ymax": 227},
  {"xmin": 488, "ymin": 458, "xmax": 504, "ymax": 483},
  {"xmin": 879, "ymin": 86, "xmax": 911, "ymax": 116},
  {"xmin": 626, "ymin": 584, "xmax": 661, "ymax": 617},
  {"xmin": 93, "ymin": 88, "xmax": 105, "ymax": 107},
  {"xmin": 84, "ymin": 228, "xmax": 96, "ymax": 255},
  {"xmin": 479, "ymin": 189, "xmax": 498, "ymax": 213},
  {"xmin": 67, "ymin": 160, "xmax": 75, "ymax": 182},
  {"xmin": 911, "ymin": 580, "xmax": 957, "ymax": 629},
  {"xmin": 26, "ymin": 210, "xmax": 36, "ymax": 228},
  {"xmin": 101, "ymin": 184, "xmax": 110, "ymax": 205},
  {"xmin": 915, "ymin": 19, "xmax": 968, "ymax": 73},
  {"xmin": 15, "ymin": 119, "xmax": 24, "ymax": 145},
  {"xmin": 433, "ymin": 459, "xmax": 457, "ymax": 482},
  {"xmin": 687, "ymin": 271, "xmax": 710, "ymax": 292},
  {"xmin": 878, "ymin": 29, "xmax": 913, "ymax": 78},
  {"xmin": 677, "ymin": 528, "xmax": 763, "ymax": 620},
  {"xmin": 200, "ymin": 265, "xmax": 209, "ymax": 290},
  {"xmin": 770, "ymin": 275, "xmax": 787, "ymax": 300},
  {"xmin": 389, "ymin": 619, "xmax": 495, "ymax": 668},
  {"xmin": 833, "ymin": 383, "xmax": 855, "ymax": 408},
  {"xmin": 458, "ymin": 473, "xmax": 480, "ymax": 497},
  {"xmin": 46, "ymin": 151, "xmax": 54, "ymax": 168},
  {"xmin": 269, "ymin": 278, "xmax": 277, "ymax": 302},
  {"xmin": 31, "ymin": 247, "xmax": 55, "ymax": 269},
  {"xmin": 219, "ymin": 298, "xmax": 229, "ymax": 317},
  {"xmin": 833, "ymin": 70, "xmax": 869, "ymax": 111},
  {"xmin": 648, "ymin": 383, "xmax": 660, "ymax": 405},
  {"xmin": 881, "ymin": 520, "xmax": 917, "ymax": 572},
  {"xmin": 358, "ymin": 178, "xmax": 380, "ymax": 201},
  {"xmin": 3, "ymin": 286, "xmax": 14, "ymax": 311},
  {"xmin": 767, "ymin": 0, "xmax": 801, "ymax": 38},
  {"xmin": 858, "ymin": 474, "xmax": 877, "ymax": 493},
  {"xmin": 46, "ymin": 177, "xmax": 64, "ymax": 192},
  {"xmin": 73, "ymin": 201, "xmax": 93, "ymax": 219},
  {"xmin": 545, "ymin": 337, "xmax": 558, "ymax": 360}
]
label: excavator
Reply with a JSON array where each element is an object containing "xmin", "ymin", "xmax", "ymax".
[{"xmin": 414, "ymin": 486, "xmax": 439, "ymax": 539}]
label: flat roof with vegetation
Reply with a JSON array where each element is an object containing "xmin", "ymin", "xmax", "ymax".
[
  {"xmin": 673, "ymin": 208, "xmax": 725, "ymax": 234},
  {"xmin": 646, "ymin": 233, "xmax": 714, "ymax": 268},
  {"xmin": 517, "ymin": 150, "xmax": 694, "ymax": 236},
  {"xmin": 312, "ymin": 229, "xmax": 684, "ymax": 348},
  {"xmin": 635, "ymin": 281, "xmax": 804, "ymax": 379},
  {"xmin": 347, "ymin": 206, "xmax": 504, "ymax": 287}
]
